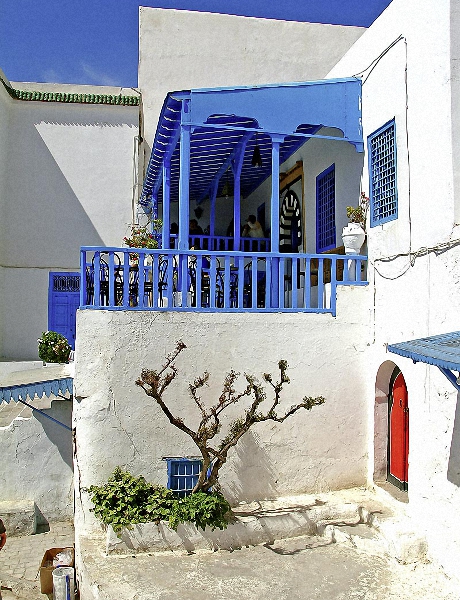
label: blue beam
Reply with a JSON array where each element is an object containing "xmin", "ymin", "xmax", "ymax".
[{"xmin": 438, "ymin": 367, "xmax": 460, "ymax": 392}]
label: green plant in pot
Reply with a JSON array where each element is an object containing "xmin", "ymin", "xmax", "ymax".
[
  {"xmin": 123, "ymin": 219, "xmax": 162, "ymax": 262},
  {"xmin": 346, "ymin": 192, "xmax": 369, "ymax": 231},
  {"xmin": 37, "ymin": 331, "xmax": 72, "ymax": 363}
]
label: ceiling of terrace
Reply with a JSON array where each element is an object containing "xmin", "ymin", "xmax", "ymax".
[{"xmin": 140, "ymin": 78, "xmax": 363, "ymax": 207}]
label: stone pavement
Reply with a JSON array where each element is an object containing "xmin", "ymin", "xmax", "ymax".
[
  {"xmin": 77, "ymin": 488, "xmax": 460, "ymax": 600},
  {"xmin": 0, "ymin": 521, "xmax": 74, "ymax": 599},
  {"xmin": 78, "ymin": 529, "xmax": 459, "ymax": 600}
]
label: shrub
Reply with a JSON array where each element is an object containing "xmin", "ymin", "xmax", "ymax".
[
  {"xmin": 87, "ymin": 467, "xmax": 231, "ymax": 533},
  {"xmin": 37, "ymin": 330, "xmax": 71, "ymax": 363},
  {"xmin": 169, "ymin": 492, "xmax": 231, "ymax": 531}
]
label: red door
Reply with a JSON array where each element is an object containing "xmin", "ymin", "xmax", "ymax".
[{"xmin": 389, "ymin": 372, "xmax": 409, "ymax": 490}]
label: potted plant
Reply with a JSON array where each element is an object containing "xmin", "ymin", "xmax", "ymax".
[
  {"xmin": 38, "ymin": 331, "xmax": 72, "ymax": 364},
  {"xmin": 342, "ymin": 192, "xmax": 369, "ymax": 255},
  {"xmin": 123, "ymin": 219, "xmax": 162, "ymax": 263}
]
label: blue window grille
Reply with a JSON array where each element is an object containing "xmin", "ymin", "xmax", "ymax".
[
  {"xmin": 316, "ymin": 164, "xmax": 336, "ymax": 252},
  {"xmin": 368, "ymin": 119, "xmax": 398, "ymax": 227},
  {"xmin": 166, "ymin": 458, "xmax": 202, "ymax": 497}
]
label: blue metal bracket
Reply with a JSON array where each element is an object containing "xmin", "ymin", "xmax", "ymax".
[
  {"xmin": 438, "ymin": 367, "xmax": 460, "ymax": 391},
  {"xmin": 15, "ymin": 397, "xmax": 72, "ymax": 431}
]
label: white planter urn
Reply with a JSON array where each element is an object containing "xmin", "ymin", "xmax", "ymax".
[
  {"xmin": 342, "ymin": 222, "xmax": 366, "ymax": 255},
  {"xmin": 342, "ymin": 223, "xmax": 366, "ymax": 281}
]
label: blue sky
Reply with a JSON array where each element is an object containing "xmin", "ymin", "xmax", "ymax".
[{"xmin": 0, "ymin": 0, "xmax": 393, "ymax": 88}]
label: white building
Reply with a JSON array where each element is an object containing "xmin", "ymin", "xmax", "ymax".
[{"xmin": 2, "ymin": 0, "xmax": 460, "ymax": 586}]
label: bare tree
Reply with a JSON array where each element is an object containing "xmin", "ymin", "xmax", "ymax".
[{"xmin": 136, "ymin": 341, "xmax": 325, "ymax": 493}]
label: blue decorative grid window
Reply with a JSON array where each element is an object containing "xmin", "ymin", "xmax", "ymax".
[
  {"xmin": 316, "ymin": 164, "xmax": 336, "ymax": 252},
  {"xmin": 166, "ymin": 458, "xmax": 201, "ymax": 497},
  {"xmin": 368, "ymin": 119, "xmax": 398, "ymax": 227}
]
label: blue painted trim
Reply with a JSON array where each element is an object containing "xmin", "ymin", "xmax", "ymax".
[
  {"xmin": 368, "ymin": 118, "xmax": 398, "ymax": 228},
  {"xmin": 0, "ymin": 377, "xmax": 73, "ymax": 404}
]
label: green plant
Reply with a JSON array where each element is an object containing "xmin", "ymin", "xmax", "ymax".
[
  {"xmin": 87, "ymin": 467, "xmax": 177, "ymax": 532},
  {"xmin": 169, "ymin": 492, "xmax": 231, "ymax": 531},
  {"xmin": 346, "ymin": 192, "xmax": 369, "ymax": 230},
  {"xmin": 123, "ymin": 219, "xmax": 162, "ymax": 250},
  {"xmin": 37, "ymin": 331, "xmax": 71, "ymax": 363},
  {"xmin": 87, "ymin": 467, "xmax": 231, "ymax": 533}
]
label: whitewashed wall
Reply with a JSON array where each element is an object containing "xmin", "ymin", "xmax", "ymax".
[
  {"xmin": 325, "ymin": 0, "xmax": 460, "ymax": 580},
  {"xmin": 74, "ymin": 285, "xmax": 372, "ymax": 536},
  {"xmin": 0, "ymin": 79, "xmax": 139, "ymax": 360},
  {"xmin": 138, "ymin": 8, "xmax": 365, "ymax": 148},
  {"xmin": 0, "ymin": 400, "xmax": 73, "ymax": 523}
]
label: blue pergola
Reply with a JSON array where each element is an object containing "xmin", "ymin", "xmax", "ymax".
[{"xmin": 140, "ymin": 77, "xmax": 363, "ymax": 253}]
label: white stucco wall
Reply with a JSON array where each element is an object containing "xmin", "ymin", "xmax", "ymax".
[
  {"xmin": 138, "ymin": 8, "xmax": 365, "ymax": 148},
  {"xmin": 0, "ymin": 81, "xmax": 139, "ymax": 360},
  {"xmin": 0, "ymin": 400, "xmax": 73, "ymax": 523},
  {"xmin": 451, "ymin": 0, "xmax": 460, "ymax": 222},
  {"xmin": 324, "ymin": 0, "xmax": 460, "ymax": 579},
  {"xmin": 74, "ymin": 285, "xmax": 372, "ymax": 536}
]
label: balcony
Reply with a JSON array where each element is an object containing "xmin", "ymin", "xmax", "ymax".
[{"xmin": 80, "ymin": 247, "xmax": 367, "ymax": 316}]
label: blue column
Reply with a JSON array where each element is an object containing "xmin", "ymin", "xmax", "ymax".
[
  {"xmin": 233, "ymin": 169, "xmax": 241, "ymax": 252},
  {"xmin": 232, "ymin": 135, "xmax": 250, "ymax": 252},
  {"xmin": 210, "ymin": 180, "xmax": 217, "ymax": 238},
  {"xmin": 162, "ymin": 159, "xmax": 171, "ymax": 249},
  {"xmin": 178, "ymin": 100, "xmax": 191, "ymax": 251},
  {"xmin": 270, "ymin": 135, "xmax": 284, "ymax": 308},
  {"xmin": 270, "ymin": 135, "xmax": 284, "ymax": 253}
]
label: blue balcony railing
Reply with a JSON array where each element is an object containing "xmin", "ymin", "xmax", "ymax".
[
  {"xmin": 170, "ymin": 234, "xmax": 270, "ymax": 252},
  {"xmin": 80, "ymin": 247, "xmax": 367, "ymax": 315}
]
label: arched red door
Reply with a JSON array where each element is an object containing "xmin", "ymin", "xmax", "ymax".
[{"xmin": 388, "ymin": 371, "xmax": 409, "ymax": 490}]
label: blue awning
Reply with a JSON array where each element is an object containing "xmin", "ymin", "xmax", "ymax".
[
  {"xmin": 140, "ymin": 77, "xmax": 363, "ymax": 207},
  {"xmin": 388, "ymin": 331, "xmax": 460, "ymax": 391},
  {"xmin": 0, "ymin": 377, "xmax": 73, "ymax": 404}
]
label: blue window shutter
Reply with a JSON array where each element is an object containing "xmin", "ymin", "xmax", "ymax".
[
  {"xmin": 368, "ymin": 119, "xmax": 398, "ymax": 227},
  {"xmin": 166, "ymin": 458, "xmax": 202, "ymax": 497},
  {"xmin": 316, "ymin": 164, "xmax": 336, "ymax": 252}
]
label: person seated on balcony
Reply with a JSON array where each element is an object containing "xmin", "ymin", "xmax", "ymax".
[
  {"xmin": 242, "ymin": 215, "xmax": 264, "ymax": 238},
  {"xmin": 189, "ymin": 219, "xmax": 204, "ymax": 249},
  {"xmin": 170, "ymin": 222, "xmax": 178, "ymax": 248}
]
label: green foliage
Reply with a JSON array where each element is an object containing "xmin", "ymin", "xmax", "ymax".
[
  {"xmin": 37, "ymin": 330, "xmax": 71, "ymax": 363},
  {"xmin": 87, "ymin": 467, "xmax": 231, "ymax": 533},
  {"xmin": 169, "ymin": 492, "xmax": 231, "ymax": 531},
  {"xmin": 346, "ymin": 192, "xmax": 369, "ymax": 230},
  {"xmin": 123, "ymin": 220, "xmax": 162, "ymax": 250},
  {"xmin": 87, "ymin": 467, "xmax": 176, "ymax": 532}
]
